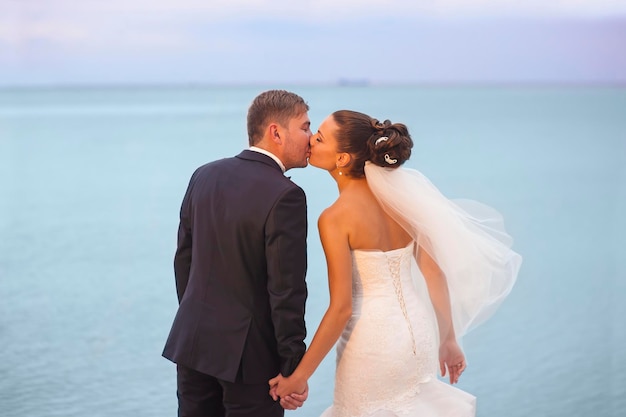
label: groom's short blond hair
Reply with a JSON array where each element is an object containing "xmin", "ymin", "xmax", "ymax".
[{"xmin": 247, "ymin": 90, "xmax": 309, "ymax": 146}]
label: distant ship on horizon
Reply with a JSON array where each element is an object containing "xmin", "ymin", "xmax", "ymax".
[{"xmin": 336, "ymin": 78, "xmax": 370, "ymax": 86}]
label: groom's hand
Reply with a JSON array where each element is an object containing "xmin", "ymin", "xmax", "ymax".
[
  {"xmin": 279, "ymin": 385, "xmax": 308, "ymax": 410},
  {"xmin": 269, "ymin": 373, "xmax": 309, "ymax": 410}
]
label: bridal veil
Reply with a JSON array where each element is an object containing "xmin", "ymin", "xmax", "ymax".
[{"xmin": 364, "ymin": 162, "xmax": 522, "ymax": 340}]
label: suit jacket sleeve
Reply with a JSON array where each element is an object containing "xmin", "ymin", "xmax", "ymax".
[
  {"xmin": 173, "ymin": 173, "xmax": 195, "ymax": 303},
  {"xmin": 266, "ymin": 186, "xmax": 308, "ymax": 377}
]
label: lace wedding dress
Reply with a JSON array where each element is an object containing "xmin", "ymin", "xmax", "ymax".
[
  {"xmin": 319, "ymin": 163, "xmax": 521, "ymax": 416},
  {"xmin": 320, "ymin": 243, "xmax": 476, "ymax": 417}
]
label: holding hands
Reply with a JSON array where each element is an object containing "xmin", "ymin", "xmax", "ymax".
[{"xmin": 269, "ymin": 373, "xmax": 309, "ymax": 410}]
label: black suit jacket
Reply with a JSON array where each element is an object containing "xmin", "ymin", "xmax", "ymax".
[{"xmin": 163, "ymin": 150, "xmax": 308, "ymax": 384}]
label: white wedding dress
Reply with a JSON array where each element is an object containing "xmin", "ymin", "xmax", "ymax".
[
  {"xmin": 319, "ymin": 163, "xmax": 521, "ymax": 417},
  {"xmin": 320, "ymin": 243, "xmax": 476, "ymax": 417}
]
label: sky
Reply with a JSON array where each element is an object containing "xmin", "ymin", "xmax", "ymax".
[{"xmin": 1, "ymin": 0, "xmax": 626, "ymax": 86}]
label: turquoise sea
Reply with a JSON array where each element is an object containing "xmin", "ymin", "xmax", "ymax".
[{"xmin": 0, "ymin": 85, "xmax": 624, "ymax": 417}]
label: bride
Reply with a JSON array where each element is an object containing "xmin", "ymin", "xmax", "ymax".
[{"xmin": 269, "ymin": 110, "xmax": 521, "ymax": 416}]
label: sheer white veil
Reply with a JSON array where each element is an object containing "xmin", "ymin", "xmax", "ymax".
[{"xmin": 364, "ymin": 161, "xmax": 522, "ymax": 339}]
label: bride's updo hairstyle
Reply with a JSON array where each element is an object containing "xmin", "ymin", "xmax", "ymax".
[{"xmin": 332, "ymin": 110, "xmax": 413, "ymax": 177}]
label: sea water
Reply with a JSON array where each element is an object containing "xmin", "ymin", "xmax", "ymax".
[{"xmin": 0, "ymin": 85, "xmax": 624, "ymax": 417}]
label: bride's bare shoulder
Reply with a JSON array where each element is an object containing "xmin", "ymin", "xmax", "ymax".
[{"xmin": 319, "ymin": 200, "xmax": 345, "ymax": 224}]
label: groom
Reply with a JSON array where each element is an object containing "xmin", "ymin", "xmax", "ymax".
[{"xmin": 163, "ymin": 90, "xmax": 312, "ymax": 416}]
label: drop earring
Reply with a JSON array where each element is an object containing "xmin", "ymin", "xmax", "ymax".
[{"xmin": 336, "ymin": 163, "xmax": 343, "ymax": 176}]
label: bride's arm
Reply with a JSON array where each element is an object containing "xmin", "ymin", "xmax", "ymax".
[
  {"xmin": 416, "ymin": 247, "xmax": 454, "ymax": 340},
  {"xmin": 269, "ymin": 208, "xmax": 353, "ymax": 398},
  {"xmin": 416, "ymin": 246, "xmax": 466, "ymax": 384}
]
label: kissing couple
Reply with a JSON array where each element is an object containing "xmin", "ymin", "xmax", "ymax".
[{"xmin": 163, "ymin": 90, "xmax": 521, "ymax": 417}]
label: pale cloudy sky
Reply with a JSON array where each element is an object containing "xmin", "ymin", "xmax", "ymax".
[{"xmin": 1, "ymin": 0, "xmax": 625, "ymax": 86}]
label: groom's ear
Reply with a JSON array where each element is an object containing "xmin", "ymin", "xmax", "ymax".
[{"xmin": 268, "ymin": 124, "xmax": 282, "ymax": 144}]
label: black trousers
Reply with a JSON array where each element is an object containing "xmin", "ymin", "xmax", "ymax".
[{"xmin": 176, "ymin": 364, "xmax": 284, "ymax": 417}]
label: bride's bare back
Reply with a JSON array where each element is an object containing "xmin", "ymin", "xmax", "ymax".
[{"xmin": 329, "ymin": 178, "xmax": 412, "ymax": 252}]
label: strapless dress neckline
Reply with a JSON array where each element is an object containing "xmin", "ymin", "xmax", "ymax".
[{"xmin": 351, "ymin": 242, "xmax": 414, "ymax": 255}]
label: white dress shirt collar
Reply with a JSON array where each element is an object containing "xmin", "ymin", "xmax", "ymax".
[{"xmin": 249, "ymin": 146, "xmax": 286, "ymax": 173}]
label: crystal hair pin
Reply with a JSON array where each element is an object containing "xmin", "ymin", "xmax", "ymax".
[
  {"xmin": 384, "ymin": 154, "xmax": 398, "ymax": 165},
  {"xmin": 375, "ymin": 136, "xmax": 389, "ymax": 146}
]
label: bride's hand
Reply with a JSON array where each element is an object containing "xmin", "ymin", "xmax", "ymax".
[
  {"xmin": 439, "ymin": 338, "xmax": 466, "ymax": 385},
  {"xmin": 268, "ymin": 374, "xmax": 283, "ymax": 401},
  {"xmin": 268, "ymin": 373, "xmax": 308, "ymax": 402},
  {"xmin": 269, "ymin": 374, "xmax": 308, "ymax": 410},
  {"xmin": 276, "ymin": 385, "xmax": 308, "ymax": 410}
]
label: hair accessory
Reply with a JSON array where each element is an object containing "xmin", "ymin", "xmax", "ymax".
[
  {"xmin": 384, "ymin": 154, "xmax": 398, "ymax": 165},
  {"xmin": 375, "ymin": 136, "xmax": 389, "ymax": 146}
]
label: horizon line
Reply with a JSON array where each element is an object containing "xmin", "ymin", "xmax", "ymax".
[{"xmin": 1, "ymin": 80, "xmax": 626, "ymax": 92}]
